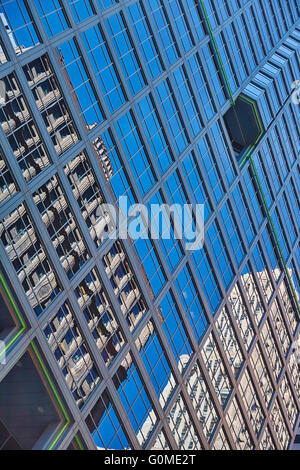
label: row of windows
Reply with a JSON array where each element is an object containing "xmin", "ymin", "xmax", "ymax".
[{"xmin": 0, "ymin": 0, "xmax": 299, "ymax": 451}]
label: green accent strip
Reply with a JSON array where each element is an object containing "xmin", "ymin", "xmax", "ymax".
[
  {"xmin": 30, "ymin": 342, "xmax": 71, "ymax": 450},
  {"xmin": 0, "ymin": 274, "xmax": 71, "ymax": 449},
  {"xmin": 199, "ymin": 0, "xmax": 235, "ymax": 105},
  {"xmin": 74, "ymin": 434, "xmax": 84, "ymax": 450},
  {"xmin": 237, "ymin": 98, "xmax": 300, "ymax": 315},
  {"xmin": 0, "ymin": 274, "xmax": 26, "ymax": 358},
  {"xmin": 200, "ymin": 2, "xmax": 300, "ymax": 316}
]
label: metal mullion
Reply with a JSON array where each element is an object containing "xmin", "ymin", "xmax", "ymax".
[
  {"xmin": 100, "ymin": 8, "xmax": 148, "ymax": 104},
  {"xmin": 75, "ymin": 233, "xmax": 177, "ymax": 449},
  {"xmin": 62, "ymin": 272, "xmax": 145, "ymax": 442},
  {"xmin": 210, "ymin": 326, "xmax": 260, "ymax": 449},
  {"xmin": 137, "ymin": 241, "xmax": 211, "ymax": 448},
  {"xmin": 276, "ymin": 370, "xmax": 300, "ymax": 439},
  {"xmin": 22, "ymin": 191, "xmax": 74, "ymax": 299},
  {"xmin": 63, "ymin": 265, "xmax": 143, "ymax": 449},
  {"xmin": 161, "ymin": 0, "xmax": 190, "ymax": 60},
  {"xmin": 148, "ymin": 76, "xmax": 191, "ymax": 168},
  {"xmin": 149, "ymin": 0, "xmax": 182, "ymax": 65},
  {"xmin": 121, "ymin": 5, "xmax": 153, "ymax": 87},
  {"xmin": 126, "ymin": 329, "xmax": 180, "ymax": 450}
]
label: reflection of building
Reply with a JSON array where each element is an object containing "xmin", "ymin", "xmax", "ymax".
[{"xmin": 0, "ymin": 0, "xmax": 299, "ymax": 451}]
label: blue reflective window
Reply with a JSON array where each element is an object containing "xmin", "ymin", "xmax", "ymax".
[
  {"xmin": 210, "ymin": 122, "xmax": 236, "ymax": 187},
  {"xmin": 185, "ymin": 0, "xmax": 205, "ymax": 41},
  {"xmin": 97, "ymin": 0, "xmax": 116, "ymax": 9},
  {"xmin": 271, "ymin": 208, "xmax": 289, "ymax": 263},
  {"xmin": 192, "ymin": 248, "xmax": 222, "ymax": 315},
  {"xmin": 201, "ymin": 43, "xmax": 227, "ymax": 108},
  {"xmin": 166, "ymin": 0, "xmax": 193, "ymax": 53},
  {"xmin": 165, "ymin": 170, "xmax": 197, "ymax": 246},
  {"xmin": 148, "ymin": 191, "xmax": 183, "ymax": 272},
  {"xmin": 187, "ymin": 53, "xmax": 215, "ymax": 123},
  {"xmin": 131, "ymin": 231, "xmax": 166, "ymax": 298},
  {"xmin": 220, "ymin": 201, "xmax": 245, "ymax": 267},
  {"xmin": 89, "ymin": 391, "xmax": 130, "ymax": 449},
  {"xmin": 252, "ymin": 153, "xmax": 274, "ymax": 210},
  {"xmin": 136, "ymin": 320, "xmax": 175, "ymax": 409},
  {"xmin": 207, "ymin": 220, "xmax": 234, "ymax": 290},
  {"xmin": 68, "ymin": 0, "xmax": 94, "ymax": 22},
  {"xmin": 113, "ymin": 352, "xmax": 157, "ymax": 447},
  {"xmin": 232, "ymin": 184, "xmax": 256, "ymax": 248},
  {"xmin": 155, "ymin": 79, "xmax": 189, "ymax": 156},
  {"xmin": 196, "ymin": 136, "xmax": 224, "ymax": 205},
  {"xmin": 115, "ymin": 111, "xmax": 156, "ymax": 196},
  {"xmin": 106, "ymin": 13, "xmax": 145, "ymax": 95},
  {"xmin": 34, "ymin": 0, "xmax": 68, "ymax": 37},
  {"xmin": 181, "ymin": 151, "xmax": 212, "ymax": 223},
  {"xmin": 261, "ymin": 227, "xmax": 281, "ymax": 283},
  {"xmin": 242, "ymin": 169, "xmax": 264, "ymax": 228},
  {"xmin": 82, "ymin": 25, "xmax": 126, "ymax": 113},
  {"xmin": 251, "ymin": 243, "xmax": 274, "ymax": 303},
  {"xmin": 0, "ymin": 0, "xmax": 39, "ymax": 52},
  {"xmin": 175, "ymin": 264, "xmax": 209, "ymax": 342},
  {"xmin": 97, "ymin": 129, "xmax": 136, "ymax": 207},
  {"xmin": 128, "ymin": 1, "xmax": 163, "ymax": 80},
  {"xmin": 57, "ymin": 39, "xmax": 103, "ymax": 127}
]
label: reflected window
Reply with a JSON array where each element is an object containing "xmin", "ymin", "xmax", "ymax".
[
  {"xmin": 0, "ymin": 1, "xmax": 39, "ymax": 54},
  {"xmin": 75, "ymin": 267, "xmax": 126, "ymax": 368},
  {"xmin": 65, "ymin": 151, "xmax": 112, "ymax": 248},
  {"xmin": 167, "ymin": 393, "xmax": 202, "ymax": 450},
  {"xmin": 136, "ymin": 320, "xmax": 176, "ymax": 409},
  {"xmin": 186, "ymin": 362, "xmax": 219, "ymax": 441},
  {"xmin": 34, "ymin": 0, "xmax": 68, "ymax": 37},
  {"xmin": 113, "ymin": 352, "xmax": 157, "ymax": 447},
  {"xmin": 24, "ymin": 54, "xmax": 79, "ymax": 157},
  {"xmin": 44, "ymin": 302, "xmax": 101, "ymax": 408},
  {"xmin": 103, "ymin": 241, "xmax": 147, "ymax": 331},
  {"xmin": 86, "ymin": 389, "xmax": 130, "ymax": 449},
  {"xmin": 0, "ymin": 202, "xmax": 61, "ymax": 316},
  {"xmin": 34, "ymin": 175, "xmax": 89, "ymax": 279}
]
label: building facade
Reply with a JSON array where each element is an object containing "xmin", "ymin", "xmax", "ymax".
[{"xmin": 0, "ymin": 0, "xmax": 299, "ymax": 450}]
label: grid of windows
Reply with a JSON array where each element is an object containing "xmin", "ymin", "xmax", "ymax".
[
  {"xmin": 0, "ymin": 72, "xmax": 51, "ymax": 182},
  {"xmin": 0, "ymin": 0, "xmax": 299, "ymax": 451},
  {"xmin": 44, "ymin": 301, "xmax": 101, "ymax": 408}
]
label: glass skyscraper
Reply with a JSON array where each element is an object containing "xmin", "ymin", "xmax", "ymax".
[{"xmin": 0, "ymin": 0, "xmax": 299, "ymax": 451}]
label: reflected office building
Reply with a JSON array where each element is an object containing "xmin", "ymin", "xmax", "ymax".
[{"xmin": 0, "ymin": 0, "xmax": 299, "ymax": 451}]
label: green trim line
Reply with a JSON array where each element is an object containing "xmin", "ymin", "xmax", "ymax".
[
  {"xmin": 236, "ymin": 97, "xmax": 300, "ymax": 315},
  {"xmin": 0, "ymin": 273, "xmax": 26, "ymax": 359},
  {"xmin": 74, "ymin": 434, "xmax": 84, "ymax": 450},
  {"xmin": 0, "ymin": 274, "xmax": 72, "ymax": 449},
  {"xmin": 30, "ymin": 342, "xmax": 71, "ymax": 450},
  {"xmin": 249, "ymin": 159, "xmax": 300, "ymax": 316},
  {"xmin": 200, "ymin": 3, "xmax": 300, "ymax": 316},
  {"xmin": 199, "ymin": 0, "xmax": 235, "ymax": 105}
]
